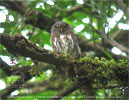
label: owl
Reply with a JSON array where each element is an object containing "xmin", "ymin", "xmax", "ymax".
[{"xmin": 51, "ymin": 21, "xmax": 81, "ymax": 58}]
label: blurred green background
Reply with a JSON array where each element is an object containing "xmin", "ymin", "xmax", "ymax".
[{"xmin": 0, "ymin": 0, "xmax": 129, "ymax": 100}]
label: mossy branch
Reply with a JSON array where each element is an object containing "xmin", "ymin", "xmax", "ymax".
[{"xmin": 0, "ymin": 33, "xmax": 128, "ymax": 88}]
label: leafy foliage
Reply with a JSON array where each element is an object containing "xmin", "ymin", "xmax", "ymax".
[{"xmin": 0, "ymin": 0, "xmax": 128, "ymax": 100}]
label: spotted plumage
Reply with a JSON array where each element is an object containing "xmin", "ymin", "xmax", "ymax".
[{"xmin": 51, "ymin": 21, "xmax": 81, "ymax": 57}]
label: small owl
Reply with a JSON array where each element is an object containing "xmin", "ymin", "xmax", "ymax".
[{"xmin": 51, "ymin": 21, "xmax": 81, "ymax": 58}]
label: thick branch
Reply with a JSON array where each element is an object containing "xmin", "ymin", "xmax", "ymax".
[
  {"xmin": 0, "ymin": 34, "xmax": 128, "ymax": 82},
  {"xmin": 0, "ymin": 33, "xmax": 128, "ymax": 99},
  {"xmin": 0, "ymin": 33, "xmax": 67, "ymax": 66},
  {"xmin": 1, "ymin": 0, "xmax": 127, "ymax": 60}
]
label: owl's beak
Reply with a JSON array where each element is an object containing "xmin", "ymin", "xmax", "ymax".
[{"xmin": 60, "ymin": 28, "xmax": 63, "ymax": 32}]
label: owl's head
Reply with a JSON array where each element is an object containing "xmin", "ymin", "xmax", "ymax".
[{"xmin": 51, "ymin": 21, "xmax": 72, "ymax": 34}]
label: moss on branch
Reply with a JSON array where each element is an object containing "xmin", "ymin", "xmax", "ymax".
[{"xmin": 0, "ymin": 33, "xmax": 128, "ymax": 94}]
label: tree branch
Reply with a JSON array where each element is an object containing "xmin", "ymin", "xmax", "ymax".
[
  {"xmin": 0, "ymin": 33, "xmax": 66, "ymax": 66},
  {"xmin": 0, "ymin": 33, "xmax": 128, "ymax": 99},
  {"xmin": 0, "ymin": 57, "xmax": 31, "ymax": 76},
  {"xmin": 50, "ymin": 81, "xmax": 85, "ymax": 100},
  {"xmin": 0, "ymin": 0, "xmax": 56, "ymax": 32},
  {"xmin": 1, "ymin": 0, "xmax": 127, "ymax": 60},
  {"xmin": 0, "ymin": 0, "xmax": 26, "ymax": 14},
  {"xmin": 91, "ymin": 27, "xmax": 129, "ymax": 54},
  {"xmin": 79, "ymin": 37, "xmax": 128, "ymax": 60},
  {"xmin": 17, "ymin": 77, "xmax": 66, "ymax": 97},
  {"xmin": 0, "ymin": 57, "xmax": 32, "ymax": 99},
  {"xmin": 0, "ymin": 56, "xmax": 55, "ymax": 99},
  {"xmin": 0, "ymin": 76, "xmax": 32, "ymax": 99},
  {"xmin": 113, "ymin": 0, "xmax": 129, "ymax": 19},
  {"xmin": 0, "ymin": 33, "xmax": 128, "ymax": 75}
]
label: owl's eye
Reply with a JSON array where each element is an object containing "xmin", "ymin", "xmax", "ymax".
[{"xmin": 63, "ymin": 25, "xmax": 66, "ymax": 28}]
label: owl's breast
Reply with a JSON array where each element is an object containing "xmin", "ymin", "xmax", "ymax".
[
  {"xmin": 53, "ymin": 34, "xmax": 74, "ymax": 54},
  {"xmin": 60, "ymin": 34, "xmax": 74, "ymax": 50}
]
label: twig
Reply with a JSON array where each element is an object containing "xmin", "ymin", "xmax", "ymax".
[{"xmin": 10, "ymin": 7, "xmax": 31, "ymax": 35}]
